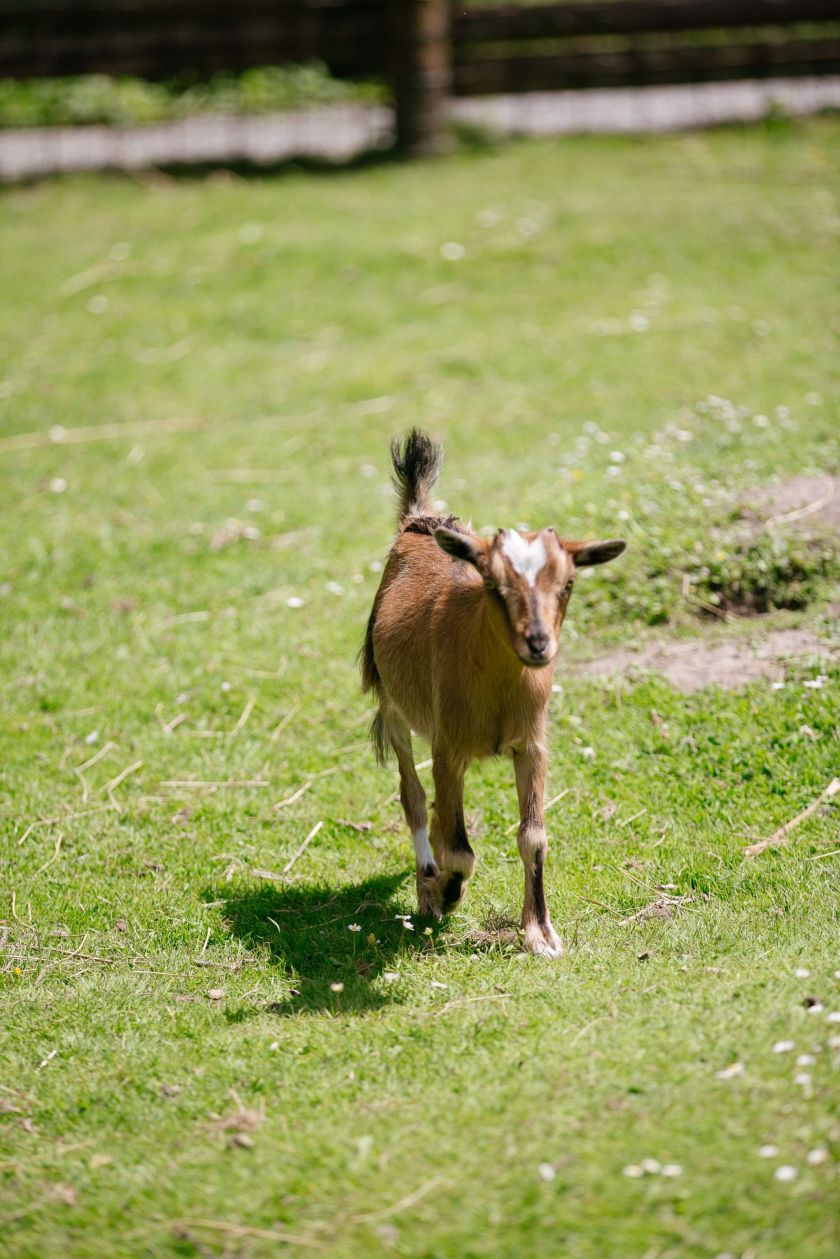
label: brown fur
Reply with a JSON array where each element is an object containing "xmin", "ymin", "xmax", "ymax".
[{"xmin": 361, "ymin": 430, "xmax": 626, "ymax": 956}]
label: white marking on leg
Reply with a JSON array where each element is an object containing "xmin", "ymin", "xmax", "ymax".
[
  {"xmin": 501, "ymin": 530, "xmax": 547, "ymax": 587},
  {"xmin": 412, "ymin": 826, "xmax": 435, "ymax": 870}
]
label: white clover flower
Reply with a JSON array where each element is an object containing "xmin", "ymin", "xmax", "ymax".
[
  {"xmin": 640, "ymin": 1158, "xmax": 661, "ymax": 1174},
  {"xmin": 326, "ymin": 581, "xmax": 344, "ymax": 595},
  {"xmin": 774, "ymin": 1165, "xmax": 797, "ymax": 1182},
  {"xmin": 441, "ymin": 242, "xmax": 465, "ymax": 261},
  {"xmin": 383, "ymin": 972, "xmax": 400, "ymax": 983},
  {"xmin": 715, "ymin": 1062, "xmax": 744, "ymax": 1080},
  {"xmin": 807, "ymin": 1148, "xmax": 828, "ymax": 1166},
  {"xmin": 348, "ymin": 923, "xmax": 362, "ymax": 933},
  {"xmin": 622, "ymin": 1164, "xmax": 644, "ymax": 1178},
  {"xmin": 661, "ymin": 1164, "xmax": 683, "ymax": 1178},
  {"xmin": 758, "ymin": 1145, "xmax": 779, "ymax": 1158},
  {"xmin": 581, "ymin": 746, "xmax": 595, "ymax": 760},
  {"xmin": 794, "ymin": 1072, "xmax": 812, "ymax": 1086},
  {"xmin": 803, "ymin": 676, "xmax": 827, "ymax": 689},
  {"xmin": 402, "ymin": 920, "xmax": 414, "ymax": 931},
  {"xmin": 286, "ymin": 596, "xmax": 305, "ymax": 609},
  {"xmin": 329, "ymin": 981, "xmax": 344, "ymax": 993},
  {"xmin": 629, "ymin": 313, "xmax": 649, "ymax": 333},
  {"xmin": 772, "ymin": 1040, "xmax": 795, "ymax": 1054},
  {"xmin": 826, "ymin": 1011, "xmax": 840, "ymax": 1024},
  {"xmin": 49, "ymin": 477, "xmax": 68, "ymax": 493},
  {"xmin": 794, "ymin": 968, "xmax": 810, "ymax": 979},
  {"xmin": 807, "ymin": 1002, "xmax": 824, "ymax": 1014},
  {"xmin": 537, "ymin": 1162, "xmax": 556, "ymax": 1181},
  {"xmin": 796, "ymin": 1053, "xmax": 816, "ymax": 1067}
]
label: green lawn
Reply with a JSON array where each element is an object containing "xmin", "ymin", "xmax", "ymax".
[{"xmin": 1, "ymin": 119, "xmax": 839, "ymax": 1258}]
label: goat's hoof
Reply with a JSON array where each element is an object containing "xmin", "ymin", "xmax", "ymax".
[
  {"xmin": 416, "ymin": 864, "xmax": 445, "ymax": 920},
  {"xmin": 523, "ymin": 921, "xmax": 563, "ymax": 959}
]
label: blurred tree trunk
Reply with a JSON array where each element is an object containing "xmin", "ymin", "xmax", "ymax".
[{"xmin": 389, "ymin": 0, "xmax": 451, "ymax": 155}]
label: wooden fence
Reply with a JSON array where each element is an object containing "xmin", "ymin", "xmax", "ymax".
[{"xmin": 2, "ymin": 0, "xmax": 839, "ymax": 154}]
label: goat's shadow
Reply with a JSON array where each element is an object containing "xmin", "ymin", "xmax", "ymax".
[{"xmin": 210, "ymin": 870, "xmax": 436, "ymax": 1015}]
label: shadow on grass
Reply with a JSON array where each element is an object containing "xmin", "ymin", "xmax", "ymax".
[{"xmin": 211, "ymin": 870, "xmax": 439, "ymax": 1015}]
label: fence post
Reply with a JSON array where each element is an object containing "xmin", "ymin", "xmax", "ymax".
[{"xmin": 388, "ymin": 0, "xmax": 451, "ymax": 155}]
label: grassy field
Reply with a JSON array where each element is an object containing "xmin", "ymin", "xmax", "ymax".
[{"xmin": 1, "ymin": 118, "xmax": 839, "ymax": 1258}]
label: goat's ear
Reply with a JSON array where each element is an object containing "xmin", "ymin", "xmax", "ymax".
[
  {"xmin": 434, "ymin": 527, "xmax": 481, "ymax": 567},
  {"xmin": 564, "ymin": 538, "xmax": 627, "ymax": 567}
]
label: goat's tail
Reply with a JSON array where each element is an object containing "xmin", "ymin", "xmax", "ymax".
[{"xmin": 390, "ymin": 428, "xmax": 443, "ymax": 525}]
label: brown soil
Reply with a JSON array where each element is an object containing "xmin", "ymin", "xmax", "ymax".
[
  {"xmin": 577, "ymin": 628, "xmax": 834, "ymax": 694},
  {"xmin": 740, "ymin": 475, "xmax": 840, "ymax": 533}
]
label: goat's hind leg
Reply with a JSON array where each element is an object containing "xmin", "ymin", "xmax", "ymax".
[{"xmin": 386, "ymin": 715, "xmax": 442, "ymax": 918}]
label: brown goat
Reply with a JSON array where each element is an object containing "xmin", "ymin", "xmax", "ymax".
[{"xmin": 361, "ymin": 430, "xmax": 625, "ymax": 956}]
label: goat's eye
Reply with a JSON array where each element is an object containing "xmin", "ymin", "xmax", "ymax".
[{"xmin": 483, "ymin": 578, "xmax": 496, "ymax": 591}]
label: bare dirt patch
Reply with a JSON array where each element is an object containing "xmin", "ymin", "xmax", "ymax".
[
  {"xmin": 577, "ymin": 628, "xmax": 834, "ymax": 694},
  {"xmin": 741, "ymin": 475, "xmax": 840, "ymax": 533}
]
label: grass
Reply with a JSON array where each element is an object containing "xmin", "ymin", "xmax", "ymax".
[
  {"xmin": 0, "ymin": 66, "xmax": 384, "ymax": 130},
  {"xmin": 1, "ymin": 118, "xmax": 839, "ymax": 1258}
]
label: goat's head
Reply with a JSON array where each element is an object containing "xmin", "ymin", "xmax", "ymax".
[{"xmin": 434, "ymin": 526, "xmax": 625, "ymax": 667}]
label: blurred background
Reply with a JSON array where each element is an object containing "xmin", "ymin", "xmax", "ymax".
[{"xmin": 2, "ymin": 0, "xmax": 840, "ymax": 177}]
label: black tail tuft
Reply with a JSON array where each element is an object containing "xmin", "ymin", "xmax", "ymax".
[
  {"xmin": 390, "ymin": 428, "xmax": 443, "ymax": 524},
  {"xmin": 369, "ymin": 709, "xmax": 389, "ymax": 766}
]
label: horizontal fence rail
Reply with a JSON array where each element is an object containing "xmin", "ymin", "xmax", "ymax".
[
  {"xmin": 452, "ymin": 1, "xmax": 840, "ymax": 43},
  {"xmin": 0, "ymin": 1, "xmax": 385, "ymax": 79}
]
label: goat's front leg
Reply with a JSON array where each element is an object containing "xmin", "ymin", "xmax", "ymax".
[
  {"xmin": 426, "ymin": 749, "xmax": 475, "ymax": 916},
  {"xmin": 514, "ymin": 745, "xmax": 562, "ymax": 958}
]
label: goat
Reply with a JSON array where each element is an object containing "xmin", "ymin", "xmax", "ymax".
[{"xmin": 361, "ymin": 429, "xmax": 625, "ymax": 957}]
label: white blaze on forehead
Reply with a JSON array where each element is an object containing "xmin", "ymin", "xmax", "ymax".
[{"xmin": 500, "ymin": 530, "xmax": 547, "ymax": 587}]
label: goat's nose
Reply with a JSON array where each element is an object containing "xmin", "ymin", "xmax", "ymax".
[{"xmin": 525, "ymin": 631, "xmax": 550, "ymax": 657}]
